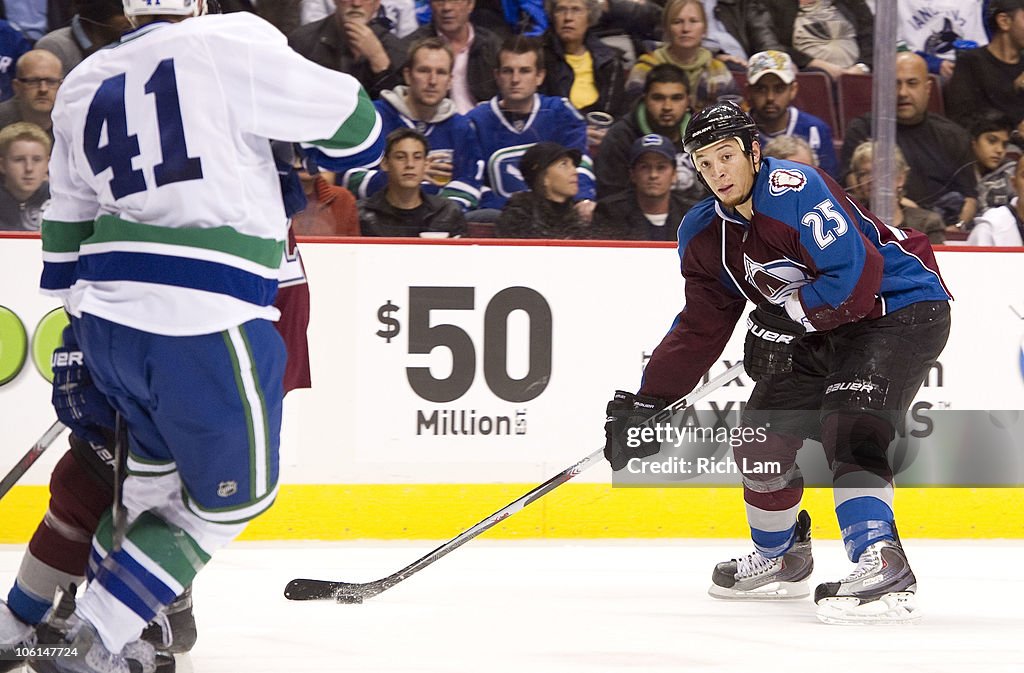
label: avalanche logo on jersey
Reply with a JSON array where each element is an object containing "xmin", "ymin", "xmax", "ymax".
[
  {"xmin": 743, "ymin": 255, "xmax": 812, "ymax": 304},
  {"xmin": 768, "ymin": 168, "xmax": 807, "ymax": 196}
]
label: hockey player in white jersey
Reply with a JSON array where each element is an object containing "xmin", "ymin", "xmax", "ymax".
[{"xmin": 26, "ymin": 2, "xmax": 383, "ymax": 672}]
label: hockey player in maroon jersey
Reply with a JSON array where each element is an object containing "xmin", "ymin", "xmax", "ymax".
[{"xmin": 603, "ymin": 102, "xmax": 952, "ymax": 624}]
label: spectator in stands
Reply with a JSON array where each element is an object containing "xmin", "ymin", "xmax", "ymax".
[
  {"xmin": 763, "ymin": 0, "xmax": 873, "ymax": 80},
  {"xmin": 897, "ymin": 0, "xmax": 987, "ymax": 81},
  {"xmin": 302, "ymin": 0, "xmax": 414, "ymax": 36},
  {"xmin": 847, "ymin": 141, "xmax": 946, "ymax": 245},
  {"xmin": 540, "ymin": 0, "xmax": 628, "ymax": 122},
  {"xmin": 497, "ymin": 141, "xmax": 596, "ymax": 237},
  {"xmin": 34, "ymin": 0, "xmax": 129, "ymax": 75},
  {"xmin": 0, "ymin": 50, "xmax": 61, "ymax": 139},
  {"xmin": 0, "ymin": 121, "xmax": 49, "ymax": 231},
  {"xmin": 359, "ymin": 129, "xmax": 467, "ymax": 236},
  {"xmin": 0, "ymin": 20, "xmax": 30, "ymax": 101},
  {"xmin": 406, "ymin": 0, "xmax": 503, "ymax": 113},
  {"xmin": 627, "ymin": 0, "xmax": 738, "ymax": 111},
  {"xmin": 970, "ymin": 112, "xmax": 1019, "ymax": 217},
  {"xmin": 345, "ymin": 38, "xmax": 483, "ymax": 210},
  {"xmin": 967, "ymin": 157, "xmax": 1024, "ymax": 245},
  {"xmin": 700, "ymin": 0, "xmax": 785, "ymax": 69},
  {"xmin": 467, "ymin": 36, "xmax": 595, "ymax": 219},
  {"xmin": 762, "ymin": 133, "xmax": 817, "ymax": 167},
  {"xmin": 0, "ymin": 1, "xmax": 72, "ymax": 42},
  {"xmin": 592, "ymin": 134, "xmax": 693, "ymax": 240},
  {"xmin": 597, "ymin": 63, "xmax": 705, "ymax": 204},
  {"xmin": 288, "ymin": 0, "xmax": 406, "ymax": 98},
  {"xmin": 745, "ymin": 49, "xmax": 838, "ymax": 178},
  {"xmin": 469, "ymin": 0, "xmax": 547, "ymax": 38},
  {"xmin": 945, "ymin": 0, "xmax": 1024, "ymax": 135},
  {"xmin": 840, "ymin": 52, "xmax": 977, "ymax": 228}
]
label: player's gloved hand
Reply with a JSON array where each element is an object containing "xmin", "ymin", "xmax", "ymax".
[
  {"xmin": 51, "ymin": 326, "xmax": 116, "ymax": 446},
  {"xmin": 743, "ymin": 302, "xmax": 806, "ymax": 381},
  {"xmin": 603, "ymin": 391, "xmax": 668, "ymax": 471}
]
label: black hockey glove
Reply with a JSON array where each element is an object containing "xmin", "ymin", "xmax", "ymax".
[
  {"xmin": 52, "ymin": 326, "xmax": 116, "ymax": 446},
  {"xmin": 603, "ymin": 391, "xmax": 668, "ymax": 471},
  {"xmin": 743, "ymin": 302, "xmax": 805, "ymax": 381}
]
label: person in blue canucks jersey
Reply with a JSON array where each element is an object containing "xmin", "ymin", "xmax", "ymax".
[
  {"xmin": 0, "ymin": 19, "xmax": 30, "ymax": 101},
  {"xmin": 601, "ymin": 102, "xmax": 952, "ymax": 626},
  {"xmin": 467, "ymin": 35, "xmax": 595, "ymax": 216},
  {"xmin": 343, "ymin": 37, "xmax": 483, "ymax": 210}
]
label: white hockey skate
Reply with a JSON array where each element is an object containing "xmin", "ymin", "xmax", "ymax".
[
  {"xmin": 814, "ymin": 539, "xmax": 921, "ymax": 625},
  {"xmin": 2, "ymin": 598, "xmax": 36, "ymax": 673},
  {"xmin": 709, "ymin": 510, "xmax": 814, "ymax": 600},
  {"xmin": 28, "ymin": 587, "xmax": 160, "ymax": 673}
]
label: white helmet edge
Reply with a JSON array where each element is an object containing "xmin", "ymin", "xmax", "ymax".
[{"xmin": 122, "ymin": 0, "xmax": 207, "ymax": 18}]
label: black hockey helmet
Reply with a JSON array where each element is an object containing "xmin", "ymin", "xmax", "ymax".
[{"xmin": 683, "ymin": 101, "xmax": 759, "ymax": 156}]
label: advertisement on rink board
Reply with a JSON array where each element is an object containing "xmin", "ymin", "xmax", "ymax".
[{"xmin": 1, "ymin": 236, "xmax": 1024, "ymax": 485}]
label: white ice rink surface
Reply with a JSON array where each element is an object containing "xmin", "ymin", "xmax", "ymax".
[{"xmin": 3, "ymin": 540, "xmax": 1022, "ymax": 673}]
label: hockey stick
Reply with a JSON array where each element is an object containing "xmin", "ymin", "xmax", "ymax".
[
  {"xmin": 111, "ymin": 413, "xmax": 129, "ymax": 553},
  {"xmin": 0, "ymin": 420, "xmax": 67, "ymax": 502},
  {"xmin": 284, "ymin": 362, "xmax": 745, "ymax": 603}
]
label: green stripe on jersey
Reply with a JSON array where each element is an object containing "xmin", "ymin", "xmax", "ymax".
[
  {"xmin": 41, "ymin": 220, "xmax": 95, "ymax": 253},
  {"xmin": 311, "ymin": 88, "xmax": 378, "ymax": 151},
  {"xmin": 89, "ymin": 215, "xmax": 284, "ymax": 269}
]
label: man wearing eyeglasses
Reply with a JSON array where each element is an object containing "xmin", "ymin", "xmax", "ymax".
[{"xmin": 0, "ymin": 49, "xmax": 62, "ymax": 140}]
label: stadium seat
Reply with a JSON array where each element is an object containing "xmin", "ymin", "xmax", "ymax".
[
  {"xmin": 466, "ymin": 221, "xmax": 496, "ymax": 238},
  {"xmin": 837, "ymin": 73, "xmax": 945, "ymax": 138},
  {"xmin": 732, "ymin": 70, "xmax": 839, "ymax": 141}
]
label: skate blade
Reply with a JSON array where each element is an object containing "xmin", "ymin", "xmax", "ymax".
[
  {"xmin": 815, "ymin": 592, "xmax": 922, "ymax": 625},
  {"xmin": 708, "ymin": 580, "xmax": 809, "ymax": 600}
]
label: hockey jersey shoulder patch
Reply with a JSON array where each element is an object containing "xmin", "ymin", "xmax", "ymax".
[{"xmin": 767, "ymin": 167, "xmax": 807, "ymax": 196}]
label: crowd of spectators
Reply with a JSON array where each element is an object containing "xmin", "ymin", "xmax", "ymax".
[{"xmin": 0, "ymin": 0, "xmax": 1022, "ymax": 246}]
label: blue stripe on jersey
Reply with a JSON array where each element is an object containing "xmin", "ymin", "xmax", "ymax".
[
  {"xmin": 77, "ymin": 252, "xmax": 278, "ymax": 306},
  {"xmin": 40, "ymin": 260, "xmax": 79, "ymax": 292}
]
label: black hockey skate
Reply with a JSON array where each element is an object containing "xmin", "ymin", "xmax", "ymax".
[
  {"xmin": 814, "ymin": 538, "xmax": 921, "ymax": 624},
  {"xmin": 709, "ymin": 510, "xmax": 814, "ymax": 600},
  {"xmin": 141, "ymin": 586, "xmax": 195, "ymax": 655}
]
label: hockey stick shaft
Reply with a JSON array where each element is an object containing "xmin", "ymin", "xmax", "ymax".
[
  {"xmin": 284, "ymin": 362, "xmax": 745, "ymax": 602},
  {"xmin": 111, "ymin": 413, "xmax": 128, "ymax": 553},
  {"xmin": 0, "ymin": 420, "xmax": 67, "ymax": 502}
]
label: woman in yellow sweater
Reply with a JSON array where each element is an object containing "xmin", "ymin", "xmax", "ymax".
[{"xmin": 626, "ymin": 0, "xmax": 738, "ymax": 112}]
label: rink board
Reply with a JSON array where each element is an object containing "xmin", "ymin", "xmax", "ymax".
[{"xmin": 1, "ymin": 236, "xmax": 1023, "ymax": 540}]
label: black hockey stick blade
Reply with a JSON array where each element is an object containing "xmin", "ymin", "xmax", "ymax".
[
  {"xmin": 285, "ymin": 363, "xmax": 744, "ymax": 603},
  {"xmin": 284, "ymin": 579, "xmax": 370, "ymax": 602},
  {"xmin": 0, "ymin": 420, "xmax": 67, "ymax": 502}
]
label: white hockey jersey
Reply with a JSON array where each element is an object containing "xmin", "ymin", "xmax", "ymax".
[{"xmin": 41, "ymin": 13, "xmax": 382, "ymax": 336}]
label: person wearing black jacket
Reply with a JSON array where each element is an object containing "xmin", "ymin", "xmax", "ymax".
[
  {"xmin": 404, "ymin": 0, "xmax": 503, "ymax": 113},
  {"xmin": 540, "ymin": 0, "xmax": 628, "ymax": 119},
  {"xmin": 595, "ymin": 63, "xmax": 705, "ymax": 205},
  {"xmin": 593, "ymin": 134, "xmax": 695, "ymax": 240},
  {"xmin": 359, "ymin": 128, "xmax": 467, "ymax": 237},
  {"xmin": 288, "ymin": 0, "xmax": 406, "ymax": 98},
  {"xmin": 703, "ymin": 0, "xmax": 784, "ymax": 68}
]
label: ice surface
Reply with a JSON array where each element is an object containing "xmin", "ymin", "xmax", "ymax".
[{"xmin": 2, "ymin": 540, "xmax": 1021, "ymax": 672}]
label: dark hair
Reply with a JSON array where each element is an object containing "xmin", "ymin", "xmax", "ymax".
[
  {"xmin": 987, "ymin": 0, "xmax": 1024, "ymax": 32},
  {"xmin": 75, "ymin": 0, "xmax": 125, "ymax": 22},
  {"xmin": 643, "ymin": 63, "xmax": 690, "ymax": 95},
  {"xmin": 384, "ymin": 128, "xmax": 428, "ymax": 156},
  {"xmin": 405, "ymin": 36, "xmax": 454, "ymax": 71},
  {"xmin": 497, "ymin": 35, "xmax": 545, "ymax": 72},
  {"xmin": 968, "ymin": 111, "xmax": 1015, "ymax": 139}
]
